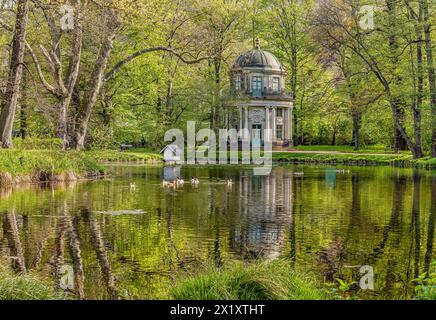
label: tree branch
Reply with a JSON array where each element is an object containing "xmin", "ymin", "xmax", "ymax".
[{"xmin": 104, "ymin": 46, "xmax": 210, "ymax": 81}]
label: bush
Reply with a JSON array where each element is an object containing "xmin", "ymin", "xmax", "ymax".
[{"xmin": 171, "ymin": 260, "xmax": 324, "ymax": 300}]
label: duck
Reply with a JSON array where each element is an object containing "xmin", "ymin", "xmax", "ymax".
[
  {"xmin": 191, "ymin": 177, "xmax": 200, "ymax": 185},
  {"xmin": 130, "ymin": 182, "xmax": 136, "ymax": 190},
  {"xmin": 163, "ymin": 180, "xmax": 175, "ymax": 188},
  {"xmin": 176, "ymin": 177, "xmax": 185, "ymax": 186}
]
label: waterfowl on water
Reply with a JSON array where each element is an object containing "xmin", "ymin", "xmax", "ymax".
[
  {"xmin": 191, "ymin": 177, "xmax": 200, "ymax": 185},
  {"xmin": 176, "ymin": 177, "xmax": 185, "ymax": 186},
  {"xmin": 163, "ymin": 180, "xmax": 175, "ymax": 188},
  {"xmin": 130, "ymin": 182, "xmax": 136, "ymax": 190}
]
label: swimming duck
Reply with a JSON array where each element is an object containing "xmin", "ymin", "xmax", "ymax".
[
  {"xmin": 191, "ymin": 177, "xmax": 200, "ymax": 185},
  {"xmin": 176, "ymin": 177, "xmax": 185, "ymax": 186}
]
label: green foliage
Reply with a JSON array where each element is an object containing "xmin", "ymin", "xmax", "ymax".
[
  {"xmin": 413, "ymin": 262, "xmax": 436, "ymax": 300},
  {"xmin": 171, "ymin": 259, "xmax": 324, "ymax": 300}
]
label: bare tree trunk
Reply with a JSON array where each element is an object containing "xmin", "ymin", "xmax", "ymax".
[
  {"xmin": 74, "ymin": 11, "xmax": 118, "ymax": 150},
  {"xmin": 419, "ymin": 0, "xmax": 436, "ymax": 157},
  {"xmin": 0, "ymin": 0, "xmax": 28, "ymax": 148}
]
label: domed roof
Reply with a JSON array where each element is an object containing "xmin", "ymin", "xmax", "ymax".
[{"xmin": 233, "ymin": 47, "xmax": 284, "ymax": 71}]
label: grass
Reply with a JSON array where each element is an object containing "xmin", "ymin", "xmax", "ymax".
[
  {"xmin": 0, "ymin": 149, "xmax": 105, "ymax": 183},
  {"xmin": 171, "ymin": 259, "xmax": 324, "ymax": 300},
  {"xmin": 293, "ymin": 144, "xmax": 406, "ymax": 154},
  {"xmin": 0, "ymin": 148, "xmax": 163, "ymax": 187},
  {"xmin": 272, "ymin": 152, "xmax": 436, "ymax": 170},
  {"xmin": 86, "ymin": 149, "xmax": 163, "ymax": 162},
  {"xmin": 0, "ymin": 262, "xmax": 59, "ymax": 300}
]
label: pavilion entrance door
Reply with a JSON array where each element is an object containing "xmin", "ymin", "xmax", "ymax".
[{"xmin": 252, "ymin": 124, "xmax": 262, "ymax": 147}]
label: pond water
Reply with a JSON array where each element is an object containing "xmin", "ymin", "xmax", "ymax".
[{"xmin": 0, "ymin": 164, "xmax": 434, "ymax": 300}]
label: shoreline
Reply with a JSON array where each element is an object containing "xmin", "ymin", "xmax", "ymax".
[{"xmin": 1, "ymin": 149, "xmax": 435, "ymax": 189}]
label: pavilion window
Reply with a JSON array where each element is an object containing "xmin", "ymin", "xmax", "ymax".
[
  {"xmin": 252, "ymin": 76, "xmax": 262, "ymax": 96},
  {"xmin": 235, "ymin": 76, "xmax": 241, "ymax": 90},
  {"xmin": 272, "ymin": 77, "xmax": 280, "ymax": 92},
  {"xmin": 276, "ymin": 108, "xmax": 283, "ymax": 117}
]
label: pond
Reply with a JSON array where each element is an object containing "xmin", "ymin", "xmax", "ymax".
[{"xmin": 0, "ymin": 164, "xmax": 434, "ymax": 299}]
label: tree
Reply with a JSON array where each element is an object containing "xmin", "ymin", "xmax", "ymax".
[
  {"xmin": 313, "ymin": 0, "xmax": 425, "ymax": 158},
  {"xmin": 0, "ymin": 0, "xmax": 28, "ymax": 148}
]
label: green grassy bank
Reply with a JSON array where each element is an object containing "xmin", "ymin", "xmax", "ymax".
[
  {"xmin": 272, "ymin": 152, "xmax": 436, "ymax": 170},
  {"xmin": 0, "ymin": 149, "xmax": 163, "ymax": 187}
]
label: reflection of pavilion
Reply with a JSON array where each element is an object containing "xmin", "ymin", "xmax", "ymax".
[{"xmin": 230, "ymin": 168, "xmax": 293, "ymax": 259}]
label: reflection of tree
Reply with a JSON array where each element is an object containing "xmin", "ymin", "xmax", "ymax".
[
  {"xmin": 365, "ymin": 176, "xmax": 405, "ymax": 265},
  {"xmin": 64, "ymin": 211, "xmax": 85, "ymax": 300},
  {"xmin": 411, "ymin": 171, "xmax": 421, "ymax": 278},
  {"xmin": 2, "ymin": 210, "xmax": 26, "ymax": 273},
  {"xmin": 52, "ymin": 213, "xmax": 66, "ymax": 294},
  {"xmin": 424, "ymin": 176, "xmax": 435, "ymax": 275},
  {"xmin": 82, "ymin": 208, "xmax": 118, "ymax": 299}
]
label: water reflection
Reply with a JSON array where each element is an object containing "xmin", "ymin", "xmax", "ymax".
[{"xmin": 0, "ymin": 165, "xmax": 434, "ymax": 299}]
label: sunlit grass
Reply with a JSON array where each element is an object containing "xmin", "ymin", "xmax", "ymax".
[
  {"xmin": 0, "ymin": 262, "xmax": 60, "ymax": 300},
  {"xmin": 171, "ymin": 260, "xmax": 325, "ymax": 300},
  {"xmin": 0, "ymin": 149, "xmax": 105, "ymax": 180}
]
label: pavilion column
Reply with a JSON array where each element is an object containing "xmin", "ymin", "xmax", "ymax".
[
  {"xmin": 289, "ymin": 106, "xmax": 293, "ymax": 144},
  {"xmin": 239, "ymin": 106, "xmax": 243, "ymax": 132},
  {"xmin": 272, "ymin": 107, "xmax": 277, "ymax": 142},
  {"xmin": 286, "ymin": 107, "xmax": 293, "ymax": 141},
  {"xmin": 283, "ymin": 108, "xmax": 288, "ymax": 140},
  {"xmin": 265, "ymin": 107, "xmax": 269, "ymax": 142},
  {"xmin": 285, "ymin": 107, "xmax": 291, "ymax": 141},
  {"xmin": 244, "ymin": 106, "xmax": 249, "ymax": 140}
]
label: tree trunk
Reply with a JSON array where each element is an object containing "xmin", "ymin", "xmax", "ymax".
[
  {"xmin": 386, "ymin": 0, "xmax": 409, "ymax": 152},
  {"xmin": 419, "ymin": 0, "xmax": 436, "ymax": 157},
  {"xmin": 0, "ymin": 0, "xmax": 29, "ymax": 148},
  {"xmin": 19, "ymin": 64, "xmax": 28, "ymax": 139},
  {"xmin": 407, "ymin": 0, "xmax": 424, "ymax": 159},
  {"xmin": 74, "ymin": 11, "xmax": 118, "ymax": 150},
  {"xmin": 352, "ymin": 111, "xmax": 361, "ymax": 150}
]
